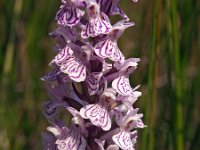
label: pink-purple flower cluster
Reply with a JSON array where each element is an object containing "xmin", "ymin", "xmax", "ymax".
[{"xmin": 41, "ymin": 0, "xmax": 145, "ymax": 150}]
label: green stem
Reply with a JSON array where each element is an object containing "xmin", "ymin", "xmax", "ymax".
[
  {"xmin": 171, "ymin": 0, "xmax": 184, "ymax": 149},
  {"xmin": 165, "ymin": 0, "xmax": 174, "ymax": 148},
  {"xmin": 141, "ymin": 0, "xmax": 161, "ymax": 150}
]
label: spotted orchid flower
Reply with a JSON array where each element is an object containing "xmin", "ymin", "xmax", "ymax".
[
  {"xmin": 112, "ymin": 109, "xmax": 146, "ymax": 150},
  {"xmin": 94, "ymin": 21, "xmax": 134, "ymax": 63},
  {"xmin": 112, "ymin": 130, "xmax": 138, "ymax": 150},
  {"xmin": 117, "ymin": 89, "xmax": 142, "ymax": 111},
  {"xmin": 47, "ymin": 124, "xmax": 86, "ymax": 150},
  {"xmin": 114, "ymin": 108, "xmax": 146, "ymax": 131},
  {"xmin": 80, "ymin": 88, "xmax": 117, "ymax": 131},
  {"xmin": 81, "ymin": 1, "xmax": 112, "ymax": 38},
  {"xmin": 56, "ymin": 0, "xmax": 85, "ymax": 27},
  {"xmin": 47, "ymin": 105, "xmax": 87, "ymax": 150},
  {"xmin": 60, "ymin": 57, "xmax": 87, "ymax": 82},
  {"xmin": 112, "ymin": 58, "xmax": 140, "ymax": 96},
  {"xmin": 50, "ymin": 45, "xmax": 87, "ymax": 82}
]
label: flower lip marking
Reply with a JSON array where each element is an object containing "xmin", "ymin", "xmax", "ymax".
[
  {"xmin": 89, "ymin": 5, "xmax": 96, "ymax": 15},
  {"xmin": 112, "ymin": 29, "xmax": 120, "ymax": 39},
  {"xmin": 125, "ymin": 120, "xmax": 133, "ymax": 131}
]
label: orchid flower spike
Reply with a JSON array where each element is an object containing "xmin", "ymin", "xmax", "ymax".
[{"xmin": 42, "ymin": 0, "xmax": 144, "ymax": 149}]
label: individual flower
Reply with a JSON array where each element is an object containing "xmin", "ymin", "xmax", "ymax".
[
  {"xmin": 112, "ymin": 58, "xmax": 140, "ymax": 96},
  {"xmin": 112, "ymin": 108, "xmax": 146, "ymax": 150},
  {"xmin": 47, "ymin": 106, "xmax": 87, "ymax": 150},
  {"xmin": 47, "ymin": 123, "xmax": 86, "ymax": 150},
  {"xmin": 117, "ymin": 88, "xmax": 142, "ymax": 111},
  {"xmin": 81, "ymin": 1, "xmax": 112, "ymax": 38},
  {"xmin": 112, "ymin": 130, "xmax": 138, "ymax": 150},
  {"xmin": 56, "ymin": 0, "xmax": 85, "ymax": 27},
  {"xmin": 50, "ymin": 45, "xmax": 88, "ymax": 82},
  {"xmin": 94, "ymin": 20, "xmax": 134, "ymax": 63},
  {"xmin": 80, "ymin": 88, "xmax": 117, "ymax": 131}
]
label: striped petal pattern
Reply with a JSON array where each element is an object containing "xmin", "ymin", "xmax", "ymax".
[
  {"xmin": 60, "ymin": 57, "xmax": 86, "ymax": 82},
  {"xmin": 112, "ymin": 75, "xmax": 133, "ymax": 96},
  {"xmin": 50, "ymin": 46, "xmax": 86, "ymax": 82},
  {"xmin": 94, "ymin": 39, "xmax": 124, "ymax": 62},
  {"xmin": 55, "ymin": 128, "xmax": 86, "ymax": 150},
  {"xmin": 81, "ymin": 12, "xmax": 112, "ymax": 38},
  {"xmin": 56, "ymin": 2, "xmax": 84, "ymax": 27},
  {"xmin": 112, "ymin": 130, "xmax": 134, "ymax": 150},
  {"xmin": 51, "ymin": 46, "xmax": 73, "ymax": 66},
  {"xmin": 80, "ymin": 104, "xmax": 111, "ymax": 131}
]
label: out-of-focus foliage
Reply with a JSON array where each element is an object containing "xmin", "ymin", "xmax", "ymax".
[{"xmin": 0, "ymin": 0, "xmax": 199, "ymax": 149}]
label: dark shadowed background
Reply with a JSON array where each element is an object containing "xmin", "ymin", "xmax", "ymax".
[{"xmin": 0, "ymin": 0, "xmax": 200, "ymax": 149}]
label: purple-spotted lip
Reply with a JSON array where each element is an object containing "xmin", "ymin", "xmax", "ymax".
[
  {"xmin": 94, "ymin": 39, "xmax": 124, "ymax": 62},
  {"xmin": 80, "ymin": 103, "xmax": 111, "ymax": 131},
  {"xmin": 112, "ymin": 130, "xmax": 133, "ymax": 150},
  {"xmin": 112, "ymin": 75, "xmax": 133, "ymax": 96},
  {"xmin": 55, "ymin": 1, "xmax": 84, "ymax": 27}
]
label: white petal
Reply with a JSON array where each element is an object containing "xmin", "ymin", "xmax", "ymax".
[
  {"xmin": 60, "ymin": 57, "xmax": 86, "ymax": 82},
  {"xmin": 80, "ymin": 104, "xmax": 111, "ymax": 131},
  {"xmin": 112, "ymin": 130, "xmax": 134, "ymax": 150},
  {"xmin": 56, "ymin": 128, "xmax": 86, "ymax": 150},
  {"xmin": 112, "ymin": 75, "xmax": 133, "ymax": 96},
  {"xmin": 47, "ymin": 126, "xmax": 60, "ymax": 137},
  {"xmin": 81, "ymin": 14, "xmax": 112, "ymax": 38},
  {"xmin": 56, "ymin": 3, "xmax": 84, "ymax": 27},
  {"xmin": 51, "ymin": 46, "xmax": 73, "ymax": 66},
  {"xmin": 94, "ymin": 39, "xmax": 124, "ymax": 62}
]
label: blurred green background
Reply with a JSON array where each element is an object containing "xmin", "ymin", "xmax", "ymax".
[{"xmin": 0, "ymin": 0, "xmax": 200, "ymax": 149}]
